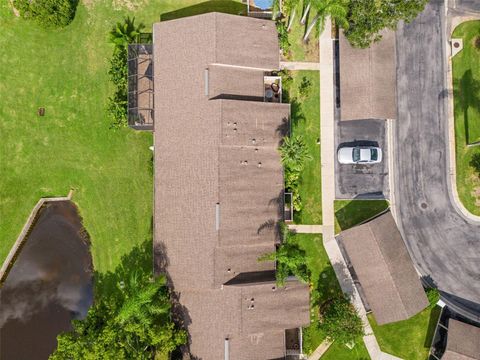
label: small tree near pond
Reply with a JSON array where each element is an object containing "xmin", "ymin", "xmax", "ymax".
[
  {"xmin": 13, "ymin": 0, "xmax": 79, "ymax": 28},
  {"xmin": 319, "ymin": 295, "xmax": 364, "ymax": 345},
  {"xmin": 50, "ymin": 273, "xmax": 187, "ymax": 359}
]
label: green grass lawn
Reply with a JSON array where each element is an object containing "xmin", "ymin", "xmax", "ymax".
[
  {"xmin": 287, "ymin": 71, "xmax": 322, "ymax": 224},
  {"xmin": 291, "ymin": 233, "xmax": 336, "ymax": 354},
  {"xmin": 285, "ymin": 1, "xmax": 319, "ymax": 62},
  {"xmin": 292, "ymin": 233, "xmax": 367, "ymax": 357},
  {"xmin": 0, "ymin": 0, "xmax": 244, "ymax": 274},
  {"xmin": 368, "ymin": 306, "xmax": 441, "ymax": 360},
  {"xmin": 298, "ymin": 234, "xmax": 330, "ymax": 352},
  {"xmin": 334, "ymin": 200, "xmax": 389, "ymax": 234},
  {"xmin": 452, "ymin": 20, "xmax": 480, "ymax": 215},
  {"xmin": 321, "ymin": 338, "xmax": 370, "ymax": 360}
]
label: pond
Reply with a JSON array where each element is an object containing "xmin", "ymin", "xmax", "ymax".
[{"xmin": 0, "ymin": 201, "xmax": 93, "ymax": 360}]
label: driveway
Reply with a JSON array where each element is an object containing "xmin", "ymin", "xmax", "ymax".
[
  {"xmin": 395, "ymin": 0, "xmax": 480, "ymax": 319},
  {"xmin": 335, "ymin": 119, "xmax": 389, "ymax": 199}
]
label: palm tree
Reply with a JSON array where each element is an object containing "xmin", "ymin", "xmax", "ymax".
[
  {"xmin": 300, "ymin": 1, "xmax": 312, "ymax": 25},
  {"xmin": 283, "ymin": 0, "xmax": 301, "ymax": 31},
  {"xmin": 279, "ymin": 135, "xmax": 312, "ymax": 172},
  {"xmin": 303, "ymin": 0, "xmax": 348, "ymax": 42},
  {"xmin": 109, "ymin": 16, "xmax": 145, "ymax": 48},
  {"xmin": 116, "ymin": 273, "xmax": 170, "ymax": 326}
]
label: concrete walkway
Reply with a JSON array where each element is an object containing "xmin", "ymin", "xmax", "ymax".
[
  {"xmin": 307, "ymin": 339, "xmax": 332, "ymax": 360},
  {"xmin": 280, "ymin": 61, "xmax": 321, "ymax": 70},
  {"xmin": 287, "ymin": 224, "xmax": 323, "ymax": 233},
  {"xmin": 318, "ymin": 18, "xmax": 401, "ymax": 360}
]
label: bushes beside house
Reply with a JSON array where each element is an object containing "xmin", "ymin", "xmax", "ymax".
[
  {"xmin": 107, "ymin": 17, "xmax": 145, "ymax": 128},
  {"xmin": 280, "ymin": 135, "xmax": 312, "ymax": 212},
  {"xmin": 258, "ymin": 223, "xmax": 309, "ymax": 286}
]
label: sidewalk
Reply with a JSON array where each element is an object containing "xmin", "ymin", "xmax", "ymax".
[
  {"xmin": 280, "ymin": 61, "xmax": 321, "ymax": 70},
  {"xmin": 287, "ymin": 224, "xmax": 323, "ymax": 233},
  {"xmin": 318, "ymin": 18, "xmax": 400, "ymax": 360}
]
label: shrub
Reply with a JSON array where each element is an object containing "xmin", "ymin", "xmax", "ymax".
[
  {"xmin": 276, "ymin": 20, "xmax": 290, "ymax": 55},
  {"xmin": 470, "ymin": 152, "xmax": 480, "ymax": 175},
  {"xmin": 258, "ymin": 224, "xmax": 309, "ymax": 286},
  {"xmin": 13, "ymin": 0, "xmax": 78, "ymax": 28},
  {"xmin": 474, "ymin": 36, "xmax": 480, "ymax": 50},
  {"xmin": 319, "ymin": 295, "xmax": 364, "ymax": 344},
  {"xmin": 107, "ymin": 91, "xmax": 128, "ymax": 129},
  {"xmin": 298, "ymin": 76, "xmax": 312, "ymax": 98},
  {"xmin": 280, "ymin": 135, "xmax": 312, "ymax": 211},
  {"xmin": 426, "ymin": 287, "xmax": 440, "ymax": 308},
  {"xmin": 106, "ymin": 17, "xmax": 145, "ymax": 128},
  {"xmin": 108, "ymin": 48, "xmax": 128, "ymax": 88}
]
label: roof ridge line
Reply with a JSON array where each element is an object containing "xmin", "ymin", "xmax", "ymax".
[{"xmin": 366, "ymin": 222, "xmax": 410, "ymax": 318}]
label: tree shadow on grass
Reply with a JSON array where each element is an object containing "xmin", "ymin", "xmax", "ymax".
[
  {"xmin": 334, "ymin": 200, "xmax": 389, "ymax": 232},
  {"xmin": 160, "ymin": 0, "xmax": 246, "ymax": 21},
  {"xmin": 94, "ymin": 239, "xmax": 153, "ymax": 301},
  {"xmin": 454, "ymin": 70, "xmax": 480, "ymax": 144}
]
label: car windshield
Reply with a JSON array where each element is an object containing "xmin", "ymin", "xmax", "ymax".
[
  {"xmin": 353, "ymin": 148, "xmax": 360, "ymax": 162},
  {"xmin": 371, "ymin": 149, "xmax": 378, "ymax": 161}
]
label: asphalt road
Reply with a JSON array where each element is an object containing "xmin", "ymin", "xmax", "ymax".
[
  {"xmin": 456, "ymin": 0, "xmax": 480, "ymax": 12},
  {"xmin": 395, "ymin": 0, "xmax": 480, "ymax": 320},
  {"xmin": 335, "ymin": 119, "xmax": 389, "ymax": 199}
]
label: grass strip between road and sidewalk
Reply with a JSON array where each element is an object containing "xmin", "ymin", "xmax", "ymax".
[{"xmin": 452, "ymin": 20, "xmax": 480, "ymax": 215}]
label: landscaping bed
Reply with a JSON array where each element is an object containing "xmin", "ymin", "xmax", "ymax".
[
  {"xmin": 452, "ymin": 20, "xmax": 480, "ymax": 215},
  {"xmin": 285, "ymin": 70, "xmax": 322, "ymax": 224}
]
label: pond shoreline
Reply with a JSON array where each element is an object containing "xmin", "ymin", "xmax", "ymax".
[{"xmin": 0, "ymin": 190, "xmax": 73, "ymax": 283}]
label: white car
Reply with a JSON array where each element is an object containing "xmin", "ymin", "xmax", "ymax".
[{"xmin": 337, "ymin": 146, "xmax": 382, "ymax": 164}]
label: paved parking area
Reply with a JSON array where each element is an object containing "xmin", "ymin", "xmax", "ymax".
[{"xmin": 335, "ymin": 119, "xmax": 389, "ymax": 199}]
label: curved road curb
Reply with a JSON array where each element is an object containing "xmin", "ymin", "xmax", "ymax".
[{"xmin": 445, "ymin": 10, "xmax": 480, "ymax": 223}]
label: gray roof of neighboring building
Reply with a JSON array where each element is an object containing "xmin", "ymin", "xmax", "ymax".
[
  {"xmin": 442, "ymin": 319, "xmax": 480, "ymax": 360},
  {"xmin": 152, "ymin": 13, "xmax": 309, "ymax": 359},
  {"xmin": 339, "ymin": 30, "xmax": 397, "ymax": 121},
  {"xmin": 338, "ymin": 211, "xmax": 428, "ymax": 325}
]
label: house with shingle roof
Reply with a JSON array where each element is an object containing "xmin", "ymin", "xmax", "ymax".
[
  {"xmin": 149, "ymin": 12, "xmax": 310, "ymax": 359},
  {"xmin": 338, "ymin": 211, "xmax": 428, "ymax": 325}
]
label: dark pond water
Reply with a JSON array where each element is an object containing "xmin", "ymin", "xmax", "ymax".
[{"xmin": 0, "ymin": 201, "xmax": 93, "ymax": 360}]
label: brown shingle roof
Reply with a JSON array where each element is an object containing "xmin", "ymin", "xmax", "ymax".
[
  {"xmin": 338, "ymin": 211, "xmax": 428, "ymax": 325},
  {"xmin": 339, "ymin": 30, "xmax": 396, "ymax": 121},
  {"xmin": 153, "ymin": 13, "xmax": 309, "ymax": 359},
  {"xmin": 443, "ymin": 319, "xmax": 480, "ymax": 360},
  {"xmin": 208, "ymin": 65, "xmax": 265, "ymax": 99}
]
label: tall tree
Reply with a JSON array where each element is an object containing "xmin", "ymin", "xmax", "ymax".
[
  {"xmin": 282, "ymin": 0, "xmax": 301, "ymax": 31},
  {"xmin": 50, "ymin": 274, "xmax": 186, "ymax": 359},
  {"xmin": 344, "ymin": 0, "xmax": 428, "ymax": 48},
  {"xmin": 300, "ymin": 1, "xmax": 312, "ymax": 25},
  {"xmin": 303, "ymin": 0, "xmax": 348, "ymax": 42},
  {"xmin": 319, "ymin": 295, "xmax": 364, "ymax": 344}
]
